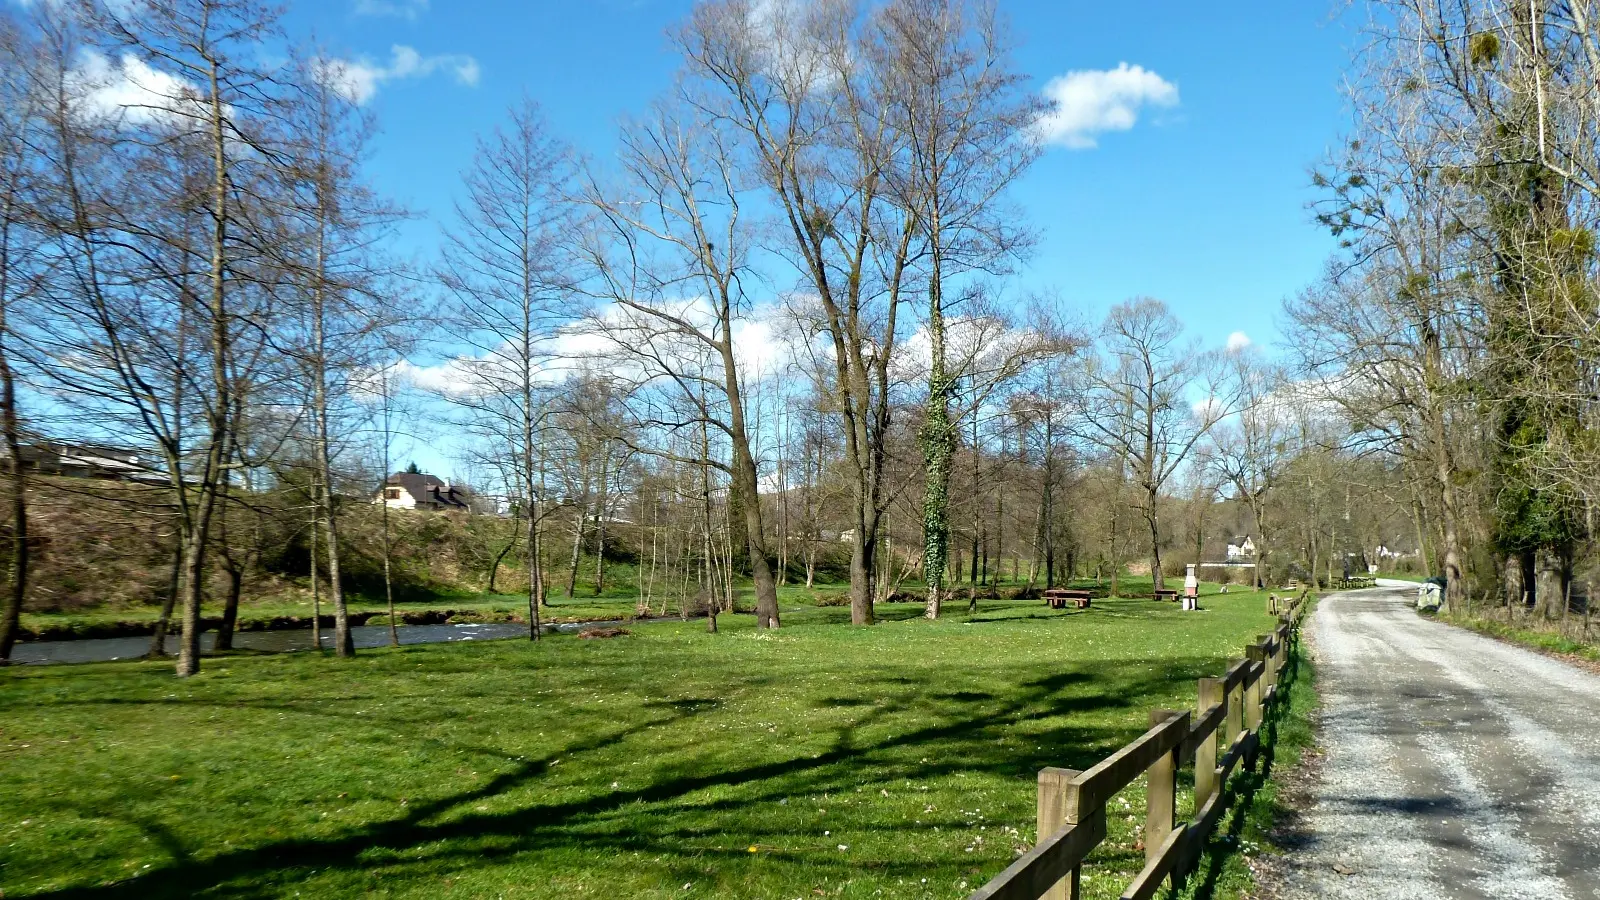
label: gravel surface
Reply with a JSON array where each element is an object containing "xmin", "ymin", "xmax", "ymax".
[{"xmin": 1281, "ymin": 587, "xmax": 1600, "ymax": 900}]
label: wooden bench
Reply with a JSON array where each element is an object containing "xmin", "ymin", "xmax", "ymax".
[
  {"xmin": 1154, "ymin": 588, "xmax": 1179, "ymax": 603},
  {"xmin": 1044, "ymin": 589, "xmax": 1094, "ymax": 610}
]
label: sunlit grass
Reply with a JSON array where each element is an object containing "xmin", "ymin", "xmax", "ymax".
[{"xmin": 2, "ymin": 589, "xmax": 1284, "ymax": 899}]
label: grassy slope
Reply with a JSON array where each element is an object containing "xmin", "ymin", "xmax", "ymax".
[{"xmin": 2, "ymin": 590, "xmax": 1283, "ymax": 900}]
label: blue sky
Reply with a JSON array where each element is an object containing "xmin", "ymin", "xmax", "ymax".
[
  {"xmin": 283, "ymin": 0, "xmax": 1355, "ymax": 356},
  {"xmin": 280, "ymin": 0, "xmax": 1355, "ymax": 474}
]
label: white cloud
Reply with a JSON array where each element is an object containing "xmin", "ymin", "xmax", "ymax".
[
  {"xmin": 70, "ymin": 51, "xmax": 205, "ymax": 126},
  {"xmin": 747, "ymin": 0, "xmax": 836, "ymax": 89},
  {"xmin": 391, "ymin": 299, "xmax": 792, "ymax": 401},
  {"xmin": 353, "ymin": 0, "xmax": 429, "ymax": 19},
  {"xmin": 314, "ymin": 44, "xmax": 480, "ymax": 105},
  {"xmin": 1034, "ymin": 63, "xmax": 1178, "ymax": 149},
  {"xmin": 1226, "ymin": 331, "xmax": 1252, "ymax": 352}
]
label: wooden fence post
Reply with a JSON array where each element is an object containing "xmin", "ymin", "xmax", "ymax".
[
  {"xmin": 1245, "ymin": 645, "xmax": 1266, "ymax": 732},
  {"xmin": 1255, "ymin": 634, "xmax": 1277, "ymax": 692},
  {"xmin": 1038, "ymin": 767, "xmax": 1083, "ymax": 900},
  {"xmin": 1144, "ymin": 709, "xmax": 1181, "ymax": 866},
  {"xmin": 1225, "ymin": 668, "xmax": 1243, "ymax": 752},
  {"xmin": 1196, "ymin": 678, "xmax": 1224, "ymax": 806}
]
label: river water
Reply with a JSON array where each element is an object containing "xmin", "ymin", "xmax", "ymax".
[{"xmin": 10, "ymin": 620, "xmax": 628, "ymax": 666}]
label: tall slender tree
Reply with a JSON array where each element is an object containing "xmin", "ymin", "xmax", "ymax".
[{"xmin": 440, "ymin": 98, "xmax": 577, "ymax": 641}]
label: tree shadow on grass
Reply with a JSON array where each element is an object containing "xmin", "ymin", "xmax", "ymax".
[{"xmin": 26, "ymin": 661, "xmax": 1223, "ymax": 899}]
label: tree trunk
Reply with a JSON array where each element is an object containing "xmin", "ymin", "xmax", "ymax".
[
  {"xmin": 1503, "ymin": 551, "xmax": 1529, "ymax": 609},
  {"xmin": 1433, "ymin": 420, "xmax": 1466, "ymax": 613},
  {"xmin": 150, "ymin": 538, "xmax": 183, "ymax": 657},
  {"xmin": 488, "ymin": 531, "xmax": 518, "ymax": 594},
  {"xmin": 319, "ymin": 476, "xmax": 353, "ymax": 657},
  {"xmin": 176, "ymin": 59, "xmax": 236, "ymax": 679},
  {"xmin": 920, "ymin": 274, "xmax": 953, "ymax": 620},
  {"xmin": 713, "ymin": 338, "xmax": 781, "ymax": 627},
  {"xmin": 593, "ymin": 448, "xmax": 609, "ymax": 596},
  {"xmin": 1248, "ymin": 498, "xmax": 1269, "ymax": 590},
  {"xmin": 1147, "ymin": 488, "xmax": 1164, "ymax": 591},
  {"xmin": 0, "ymin": 145, "xmax": 27, "ymax": 664},
  {"xmin": 849, "ymin": 531, "xmax": 875, "ymax": 625},
  {"xmin": 381, "ymin": 407, "xmax": 399, "ymax": 648},
  {"xmin": 527, "ymin": 497, "xmax": 543, "ymax": 640},
  {"xmin": 566, "ymin": 495, "xmax": 585, "ymax": 599},
  {"xmin": 216, "ymin": 566, "xmax": 242, "ymax": 651},
  {"xmin": 0, "ymin": 296, "xmax": 26, "ymax": 663},
  {"xmin": 1534, "ymin": 546, "xmax": 1567, "ymax": 620},
  {"xmin": 175, "ymin": 486, "xmax": 220, "ymax": 678},
  {"xmin": 310, "ymin": 499, "xmax": 322, "ymax": 650}
]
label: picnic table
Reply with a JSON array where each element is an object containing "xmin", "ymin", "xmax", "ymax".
[
  {"xmin": 1044, "ymin": 588, "xmax": 1093, "ymax": 610},
  {"xmin": 1154, "ymin": 588, "xmax": 1179, "ymax": 602}
]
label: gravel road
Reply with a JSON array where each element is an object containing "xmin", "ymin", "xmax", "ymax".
[{"xmin": 1282, "ymin": 586, "xmax": 1600, "ymax": 899}]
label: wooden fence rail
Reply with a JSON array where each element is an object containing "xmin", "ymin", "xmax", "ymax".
[{"xmin": 969, "ymin": 594, "xmax": 1308, "ymax": 900}]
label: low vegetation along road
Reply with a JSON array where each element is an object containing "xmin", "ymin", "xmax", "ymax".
[{"xmin": 1285, "ymin": 587, "xmax": 1600, "ymax": 900}]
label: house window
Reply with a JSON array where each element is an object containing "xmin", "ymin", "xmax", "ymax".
[{"xmin": 385, "ymin": 488, "xmax": 401, "ymax": 499}]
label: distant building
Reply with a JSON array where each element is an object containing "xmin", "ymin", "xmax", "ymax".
[
  {"xmin": 1225, "ymin": 536, "xmax": 1257, "ymax": 561},
  {"xmin": 0, "ymin": 442, "xmax": 168, "ymax": 484},
  {"xmin": 374, "ymin": 472, "xmax": 473, "ymax": 512}
]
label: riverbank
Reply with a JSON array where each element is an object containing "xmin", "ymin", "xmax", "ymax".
[
  {"xmin": 16, "ymin": 603, "xmax": 664, "ymax": 642},
  {"xmin": 13, "ymin": 575, "xmax": 1240, "ymax": 642},
  {"xmin": 14, "ymin": 585, "xmax": 791, "ymax": 642}
]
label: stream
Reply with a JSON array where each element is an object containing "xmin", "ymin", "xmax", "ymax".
[{"xmin": 10, "ymin": 620, "xmax": 631, "ymax": 666}]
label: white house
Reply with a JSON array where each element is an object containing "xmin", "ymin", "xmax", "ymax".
[
  {"xmin": 374, "ymin": 472, "xmax": 473, "ymax": 512},
  {"xmin": 1225, "ymin": 536, "xmax": 1257, "ymax": 561}
]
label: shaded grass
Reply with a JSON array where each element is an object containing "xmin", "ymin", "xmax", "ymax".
[{"xmin": 3, "ymin": 591, "xmax": 1284, "ymax": 899}]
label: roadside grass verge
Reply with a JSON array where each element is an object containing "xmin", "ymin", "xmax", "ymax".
[
  {"xmin": 1434, "ymin": 610, "xmax": 1600, "ymax": 664},
  {"xmin": 3, "ymin": 591, "xmax": 1282, "ymax": 899},
  {"xmin": 1178, "ymin": 598, "xmax": 1319, "ymax": 900}
]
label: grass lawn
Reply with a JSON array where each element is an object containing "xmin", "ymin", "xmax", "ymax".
[{"xmin": 2, "ymin": 589, "xmax": 1285, "ymax": 899}]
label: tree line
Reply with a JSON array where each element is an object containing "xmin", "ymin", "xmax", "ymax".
[
  {"xmin": 1288, "ymin": 0, "xmax": 1600, "ymax": 620},
  {"xmin": 0, "ymin": 0, "xmax": 1380, "ymax": 676}
]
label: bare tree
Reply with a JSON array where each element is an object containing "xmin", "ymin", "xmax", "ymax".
[
  {"xmin": 577, "ymin": 96, "xmax": 782, "ymax": 629},
  {"xmin": 1077, "ymin": 299, "xmax": 1234, "ymax": 590},
  {"xmin": 439, "ymin": 98, "xmax": 577, "ymax": 641},
  {"xmin": 274, "ymin": 49, "xmax": 409, "ymax": 658},
  {"xmin": 1209, "ymin": 348, "xmax": 1298, "ymax": 589},
  {"xmin": 864, "ymin": 0, "xmax": 1043, "ymax": 619},
  {"xmin": 676, "ymin": 0, "xmax": 940, "ymax": 624}
]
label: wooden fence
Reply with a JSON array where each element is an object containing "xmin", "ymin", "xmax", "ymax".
[{"xmin": 969, "ymin": 594, "xmax": 1308, "ymax": 900}]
